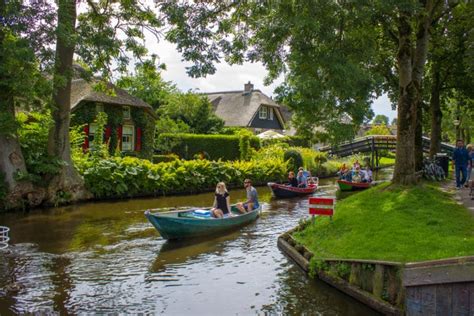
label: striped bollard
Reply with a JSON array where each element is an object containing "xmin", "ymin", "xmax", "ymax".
[{"xmin": 309, "ymin": 197, "xmax": 335, "ymax": 222}]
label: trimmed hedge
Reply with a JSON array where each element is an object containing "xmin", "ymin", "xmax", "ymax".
[
  {"xmin": 261, "ymin": 136, "xmax": 310, "ymax": 148},
  {"xmin": 157, "ymin": 133, "xmax": 261, "ymax": 161}
]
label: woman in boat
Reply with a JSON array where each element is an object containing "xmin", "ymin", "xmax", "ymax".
[
  {"xmin": 287, "ymin": 171, "xmax": 299, "ymax": 187},
  {"xmin": 211, "ymin": 182, "xmax": 232, "ymax": 218},
  {"xmin": 353, "ymin": 160, "xmax": 361, "ymax": 170}
]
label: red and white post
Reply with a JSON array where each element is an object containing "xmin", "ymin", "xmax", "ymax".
[{"xmin": 308, "ymin": 196, "xmax": 336, "ymax": 222}]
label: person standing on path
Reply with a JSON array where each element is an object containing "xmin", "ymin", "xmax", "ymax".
[
  {"xmin": 452, "ymin": 139, "xmax": 470, "ymax": 189},
  {"xmin": 465, "ymin": 144, "xmax": 473, "ymax": 187}
]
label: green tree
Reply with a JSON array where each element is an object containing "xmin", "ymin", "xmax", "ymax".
[
  {"xmin": 160, "ymin": 0, "xmax": 448, "ymax": 185},
  {"xmin": 158, "ymin": 92, "xmax": 225, "ymax": 134},
  {"xmin": 372, "ymin": 115, "xmax": 389, "ymax": 126},
  {"xmin": 0, "ymin": 1, "xmax": 54, "ymax": 208},
  {"xmin": 365, "ymin": 124, "xmax": 391, "ymax": 136},
  {"xmin": 116, "ymin": 58, "xmax": 176, "ymax": 111}
]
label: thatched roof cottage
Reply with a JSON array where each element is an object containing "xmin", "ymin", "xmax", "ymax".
[
  {"xmin": 205, "ymin": 82, "xmax": 286, "ymax": 133},
  {"xmin": 70, "ymin": 77, "xmax": 156, "ymax": 159}
]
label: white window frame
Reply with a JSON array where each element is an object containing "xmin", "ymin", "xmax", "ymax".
[
  {"xmin": 96, "ymin": 104, "xmax": 104, "ymax": 113},
  {"xmin": 259, "ymin": 106, "xmax": 267, "ymax": 119},
  {"xmin": 88, "ymin": 123, "xmax": 98, "ymax": 148},
  {"xmin": 269, "ymin": 107, "xmax": 274, "ymax": 120},
  {"xmin": 122, "ymin": 124, "xmax": 134, "ymax": 151},
  {"xmin": 123, "ymin": 106, "xmax": 131, "ymax": 119}
]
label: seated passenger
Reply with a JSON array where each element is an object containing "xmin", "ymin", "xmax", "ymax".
[
  {"xmin": 352, "ymin": 170, "xmax": 362, "ymax": 183},
  {"xmin": 287, "ymin": 171, "xmax": 298, "ymax": 187},
  {"xmin": 363, "ymin": 167, "xmax": 373, "ymax": 183},
  {"xmin": 211, "ymin": 182, "xmax": 231, "ymax": 218},
  {"xmin": 353, "ymin": 160, "xmax": 361, "ymax": 170},
  {"xmin": 236, "ymin": 179, "xmax": 259, "ymax": 213},
  {"xmin": 297, "ymin": 170, "xmax": 307, "ymax": 188},
  {"xmin": 338, "ymin": 164, "xmax": 349, "ymax": 180}
]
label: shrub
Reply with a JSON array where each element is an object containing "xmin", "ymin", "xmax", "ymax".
[
  {"xmin": 261, "ymin": 135, "xmax": 310, "ymax": 148},
  {"xmin": 284, "ymin": 150, "xmax": 304, "ymax": 172},
  {"xmin": 76, "ymin": 156, "xmax": 287, "ymax": 198},
  {"xmin": 157, "ymin": 133, "xmax": 260, "ymax": 161},
  {"xmin": 152, "ymin": 154, "xmax": 179, "ymax": 163}
]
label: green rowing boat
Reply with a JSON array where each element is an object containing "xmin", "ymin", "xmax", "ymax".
[{"xmin": 145, "ymin": 205, "xmax": 261, "ymax": 240}]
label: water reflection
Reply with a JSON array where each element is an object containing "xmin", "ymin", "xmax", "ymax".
[{"xmin": 0, "ymin": 172, "xmax": 391, "ymax": 314}]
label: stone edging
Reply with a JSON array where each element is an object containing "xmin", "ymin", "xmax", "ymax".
[
  {"xmin": 277, "ymin": 235, "xmax": 403, "ymax": 315},
  {"xmin": 279, "ymin": 228, "xmax": 474, "ymax": 316}
]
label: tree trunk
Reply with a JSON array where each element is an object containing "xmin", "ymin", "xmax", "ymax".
[
  {"xmin": 393, "ymin": 11, "xmax": 418, "ymax": 185},
  {"xmin": 429, "ymin": 67, "xmax": 442, "ymax": 157},
  {"xmin": 47, "ymin": 0, "xmax": 90, "ymax": 203},
  {"xmin": 393, "ymin": 0, "xmax": 436, "ymax": 185},
  {"xmin": 0, "ymin": 0, "xmax": 45, "ymax": 209},
  {"xmin": 414, "ymin": 103, "xmax": 423, "ymax": 171}
]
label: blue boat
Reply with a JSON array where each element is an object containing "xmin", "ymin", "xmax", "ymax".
[{"xmin": 145, "ymin": 205, "xmax": 261, "ymax": 240}]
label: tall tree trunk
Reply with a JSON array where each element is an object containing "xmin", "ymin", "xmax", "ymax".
[
  {"xmin": 414, "ymin": 103, "xmax": 423, "ymax": 171},
  {"xmin": 0, "ymin": 0, "xmax": 44, "ymax": 209},
  {"xmin": 429, "ymin": 66, "xmax": 442, "ymax": 157},
  {"xmin": 47, "ymin": 0, "xmax": 90, "ymax": 203},
  {"xmin": 393, "ymin": 0, "xmax": 436, "ymax": 184},
  {"xmin": 393, "ymin": 11, "xmax": 418, "ymax": 185}
]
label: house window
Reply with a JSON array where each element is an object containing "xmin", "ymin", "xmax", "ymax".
[
  {"xmin": 269, "ymin": 107, "xmax": 274, "ymax": 120},
  {"xmin": 88, "ymin": 123, "xmax": 98, "ymax": 146},
  {"xmin": 96, "ymin": 104, "xmax": 104, "ymax": 113},
  {"xmin": 122, "ymin": 125, "xmax": 134, "ymax": 151},
  {"xmin": 259, "ymin": 106, "xmax": 267, "ymax": 119},
  {"xmin": 123, "ymin": 106, "xmax": 131, "ymax": 119}
]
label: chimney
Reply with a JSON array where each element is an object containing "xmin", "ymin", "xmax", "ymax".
[{"xmin": 244, "ymin": 81, "xmax": 254, "ymax": 93}]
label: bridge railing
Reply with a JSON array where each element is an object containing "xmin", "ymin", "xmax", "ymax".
[{"xmin": 318, "ymin": 135, "xmax": 454, "ymax": 157}]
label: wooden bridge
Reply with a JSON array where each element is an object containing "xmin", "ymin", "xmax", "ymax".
[{"xmin": 318, "ymin": 135, "xmax": 455, "ymax": 167}]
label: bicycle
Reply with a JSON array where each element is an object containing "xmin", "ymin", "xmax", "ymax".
[{"xmin": 422, "ymin": 158, "xmax": 446, "ymax": 181}]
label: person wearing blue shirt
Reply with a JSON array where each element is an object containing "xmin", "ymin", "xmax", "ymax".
[{"xmin": 452, "ymin": 139, "xmax": 470, "ymax": 189}]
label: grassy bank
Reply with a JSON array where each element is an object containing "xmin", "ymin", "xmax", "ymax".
[{"xmin": 293, "ymin": 182, "xmax": 474, "ymax": 262}]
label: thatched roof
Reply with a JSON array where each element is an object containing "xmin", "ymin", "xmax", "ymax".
[
  {"xmin": 70, "ymin": 79, "xmax": 155, "ymax": 117},
  {"xmin": 205, "ymin": 89, "xmax": 285, "ymax": 127}
]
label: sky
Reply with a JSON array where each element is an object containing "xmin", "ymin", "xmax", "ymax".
[{"xmin": 152, "ymin": 39, "xmax": 397, "ymax": 123}]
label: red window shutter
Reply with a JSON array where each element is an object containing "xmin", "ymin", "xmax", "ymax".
[
  {"xmin": 135, "ymin": 127, "xmax": 142, "ymax": 151},
  {"xmin": 117, "ymin": 125, "xmax": 123, "ymax": 150},
  {"xmin": 83, "ymin": 124, "xmax": 89, "ymax": 152},
  {"xmin": 105, "ymin": 126, "xmax": 112, "ymax": 143}
]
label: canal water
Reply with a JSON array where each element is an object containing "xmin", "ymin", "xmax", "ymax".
[{"xmin": 0, "ymin": 171, "xmax": 391, "ymax": 315}]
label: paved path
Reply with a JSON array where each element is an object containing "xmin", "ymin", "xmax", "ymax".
[{"xmin": 441, "ymin": 179, "xmax": 474, "ymax": 216}]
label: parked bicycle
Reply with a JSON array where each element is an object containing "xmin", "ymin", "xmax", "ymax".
[{"xmin": 422, "ymin": 158, "xmax": 446, "ymax": 181}]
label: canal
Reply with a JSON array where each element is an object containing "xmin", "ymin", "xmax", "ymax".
[{"xmin": 0, "ymin": 171, "xmax": 391, "ymax": 314}]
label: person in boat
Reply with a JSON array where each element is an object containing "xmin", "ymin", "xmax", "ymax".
[
  {"xmin": 236, "ymin": 179, "xmax": 260, "ymax": 213},
  {"xmin": 296, "ymin": 170, "xmax": 307, "ymax": 188},
  {"xmin": 352, "ymin": 169, "xmax": 362, "ymax": 183},
  {"xmin": 338, "ymin": 164, "xmax": 349, "ymax": 180},
  {"xmin": 353, "ymin": 160, "xmax": 361, "ymax": 170},
  {"xmin": 287, "ymin": 171, "xmax": 298, "ymax": 187},
  {"xmin": 361, "ymin": 167, "xmax": 373, "ymax": 183},
  {"xmin": 211, "ymin": 182, "xmax": 232, "ymax": 218}
]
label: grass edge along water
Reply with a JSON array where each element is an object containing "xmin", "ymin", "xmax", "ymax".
[{"xmin": 293, "ymin": 182, "xmax": 474, "ymax": 263}]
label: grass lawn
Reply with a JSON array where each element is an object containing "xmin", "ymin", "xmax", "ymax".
[{"xmin": 293, "ymin": 182, "xmax": 474, "ymax": 263}]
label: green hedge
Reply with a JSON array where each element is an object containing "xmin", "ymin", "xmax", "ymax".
[
  {"xmin": 78, "ymin": 156, "xmax": 287, "ymax": 198},
  {"xmin": 261, "ymin": 136, "xmax": 310, "ymax": 148},
  {"xmin": 157, "ymin": 133, "xmax": 261, "ymax": 161}
]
